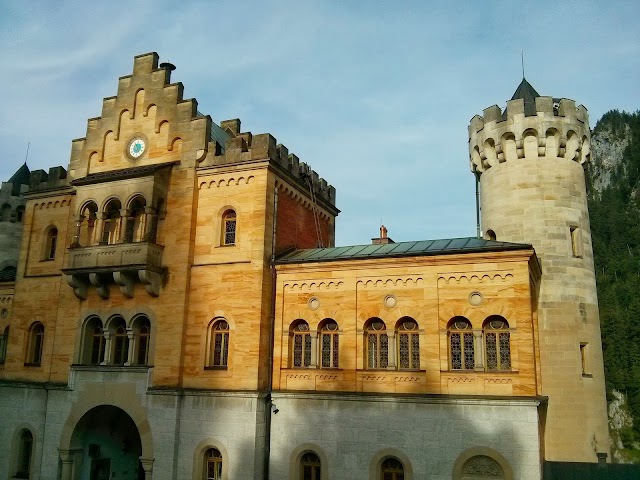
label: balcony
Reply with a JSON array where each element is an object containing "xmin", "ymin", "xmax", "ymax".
[{"xmin": 63, "ymin": 242, "xmax": 165, "ymax": 300}]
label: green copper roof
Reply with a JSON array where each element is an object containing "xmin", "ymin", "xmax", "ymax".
[{"xmin": 275, "ymin": 237, "xmax": 531, "ymax": 264}]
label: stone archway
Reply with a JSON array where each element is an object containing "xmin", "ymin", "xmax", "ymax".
[
  {"xmin": 62, "ymin": 406, "xmax": 144, "ymax": 480},
  {"xmin": 58, "ymin": 383, "xmax": 154, "ymax": 479}
]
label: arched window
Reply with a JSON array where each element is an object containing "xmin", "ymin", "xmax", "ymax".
[
  {"xmin": 397, "ymin": 317, "xmax": 419, "ymax": 370},
  {"xmin": 79, "ymin": 201, "xmax": 98, "ymax": 246},
  {"xmin": 0, "ymin": 203, "xmax": 11, "ymax": 222},
  {"xmin": 381, "ymin": 457, "xmax": 404, "ymax": 480},
  {"xmin": 46, "ymin": 227, "xmax": 58, "ymax": 260},
  {"xmin": 0, "ymin": 326, "xmax": 9, "ymax": 364},
  {"xmin": 221, "ymin": 209, "xmax": 236, "ymax": 245},
  {"xmin": 26, "ymin": 323, "xmax": 44, "ymax": 365},
  {"xmin": 82, "ymin": 317, "xmax": 105, "ymax": 365},
  {"xmin": 110, "ymin": 317, "xmax": 129, "ymax": 365},
  {"xmin": 461, "ymin": 455, "xmax": 504, "ymax": 479},
  {"xmin": 208, "ymin": 319, "xmax": 229, "ymax": 368},
  {"xmin": 484, "ymin": 316, "xmax": 511, "ymax": 371},
  {"xmin": 366, "ymin": 318, "xmax": 388, "ymax": 369},
  {"xmin": 319, "ymin": 319, "xmax": 339, "ymax": 368},
  {"xmin": 102, "ymin": 199, "xmax": 122, "ymax": 244},
  {"xmin": 300, "ymin": 451, "xmax": 321, "ymax": 480},
  {"xmin": 291, "ymin": 320, "xmax": 311, "ymax": 368},
  {"xmin": 16, "ymin": 206, "xmax": 24, "ymax": 223},
  {"xmin": 449, "ymin": 317, "xmax": 474, "ymax": 370},
  {"xmin": 133, "ymin": 316, "xmax": 151, "ymax": 366},
  {"xmin": 124, "ymin": 196, "xmax": 147, "ymax": 243},
  {"xmin": 204, "ymin": 447, "xmax": 223, "ymax": 480},
  {"xmin": 15, "ymin": 429, "xmax": 33, "ymax": 479}
]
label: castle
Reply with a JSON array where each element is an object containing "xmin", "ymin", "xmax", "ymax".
[{"xmin": 0, "ymin": 53, "xmax": 609, "ymax": 480}]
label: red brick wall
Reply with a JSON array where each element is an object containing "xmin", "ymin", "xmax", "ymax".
[{"xmin": 275, "ymin": 190, "xmax": 331, "ymax": 254}]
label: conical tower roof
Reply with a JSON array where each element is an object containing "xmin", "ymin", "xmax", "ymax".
[
  {"xmin": 502, "ymin": 78, "xmax": 541, "ymax": 119},
  {"xmin": 7, "ymin": 162, "xmax": 30, "ymax": 196}
]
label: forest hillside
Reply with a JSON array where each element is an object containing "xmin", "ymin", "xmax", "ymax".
[{"xmin": 586, "ymin": 109, "xmax": 640, "ymax": 462}]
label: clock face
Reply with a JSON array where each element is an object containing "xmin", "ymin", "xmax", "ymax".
[{"xmin": 129, "ymin": 138, "xmax": 146, "ymax": 158}]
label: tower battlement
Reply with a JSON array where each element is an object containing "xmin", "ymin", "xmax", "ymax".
[
  {"xmin": 469, "ymin": 94, "xmax": 591, "ymax": 174},
  {"xmin": 28, "ymin": 166, "xmax": 69, "ymax": 192},
  {"xmin": 204, "ymin": 118, "xmax": 336, "ymax": 206}
]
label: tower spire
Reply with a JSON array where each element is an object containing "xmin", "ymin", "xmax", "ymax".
[{"xmin": 521, "ymin": 49, "xmax": 525, "ymax": 79}]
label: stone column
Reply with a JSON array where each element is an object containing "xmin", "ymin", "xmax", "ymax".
[
  {"xmin": 143, "ymin": 206, "xmax": 157, "ymax": 242},
  {"xmin": 309, "ymin": 331, "xmax": 318, "ymax": 368},
  {"xmin": 119, "ymin": 209, "xmax": 131, "ymax": 243},
  {"xmin": 387, "ymin": 331, "xmax": 396, "ymax": 370},
  {"xmin": 126, "ymin": 328, "xmax": 135, "ymax": 366},
  {"xmin": 71, "ymin": 215, "xmax": 84, "ymax": 247},
  {"xmin": 95, "ymin": 212, "xmax": 107, "ymax": 245},
  {"xmin": 102, "ymin": 331, "xmax": 112, "ymax": 365},
  {"xmin": 140, "ymin": 457, "xmax": 154, "ymax": 480},
  {"xmin": 59, "ymin": 449, "xmax": 75, "ymax": 480},
  {"xmin": 474, "ymin": 330, "xmax": 485, "ymax": 371}
]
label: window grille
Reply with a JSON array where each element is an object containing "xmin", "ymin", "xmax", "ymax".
[
  {"xmin": 366, "ymin": 319, "xmax": 388, "ymax": 369},
  {"xmin": 449, "ymin": 318, "xmax": 474, "ymax": 370}
]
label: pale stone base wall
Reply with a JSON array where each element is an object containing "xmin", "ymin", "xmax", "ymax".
[
  {"xmin": 0, "ymin": 369, "xmax": 264, "ymax": 480},
  {"xmin": 269, "ymin": 392, "xmax": 542, "ymax": 480}
]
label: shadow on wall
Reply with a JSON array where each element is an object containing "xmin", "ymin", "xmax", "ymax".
[{"xmin": 267, "ymin": 393, "xmax": 534, "ymax": 480}]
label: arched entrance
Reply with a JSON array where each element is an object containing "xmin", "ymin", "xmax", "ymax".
[{"xmin": 68, "ymin": 405, "xmax": 145, "ymax": 480}]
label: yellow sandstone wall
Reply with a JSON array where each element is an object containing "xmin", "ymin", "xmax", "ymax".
[{"xmin": 273, "ymin": 250, "xmax": 540, "ymax": 397}]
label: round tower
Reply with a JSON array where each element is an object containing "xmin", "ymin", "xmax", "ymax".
[{"xmin": 469, "ymin": 79, "xmax": 610, "ymax": 462}]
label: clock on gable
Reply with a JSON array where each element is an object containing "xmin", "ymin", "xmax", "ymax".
[{"xmin": 128, "ymin": 137, "xmax": 146, "ymax": 159}]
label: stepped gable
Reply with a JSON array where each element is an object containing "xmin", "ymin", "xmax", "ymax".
[
  {"xmin": 68, "ymin": 52, "xmax": 210, "ymax": 180},
  {"xmin": 200, "ymin": 117, "xmax": 336, "ymax": 210},
  {"xmin": 469, "ymin": 78, "xmax": 590, "ymax": 174}
]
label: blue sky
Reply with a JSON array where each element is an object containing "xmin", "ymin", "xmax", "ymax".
[{"xmin": 1, "ymin": 1, "xmax": 638, "ymax": 246}]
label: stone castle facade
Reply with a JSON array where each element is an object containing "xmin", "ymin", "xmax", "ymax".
[{"xmin": 0, "ymin": 53, "xmax": 609, "ymax": 480}]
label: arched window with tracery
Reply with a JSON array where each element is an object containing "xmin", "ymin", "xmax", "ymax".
[
  {"xmin": 133, "ymin": 316, "xmax": 151, "ymax": 366},
  {"xmin": 461, "ymin": 455, "xmax": 504, "ymax": 479},
  {"xmin": 300, "ymin": 451, "xmax": 321, "ymax": 480},
  {"xmin": 110, "ymin": 317, "xmax": 129, "ymax": 365},
  {"xmin": 208, "ymin": 319, "xmax": 229, "ymax": 368},
  {"xmin": 26, "ymin": 322, "xmax": 44, "ymax": 365},
  {"xmin": 204, "ymin": 448, "xmax": 223, "ymax": 480},
  {"xmin": 366, "ymin": 318, "xmax": 388, "ymax": 369},
  {"xmin": 397, "ymin": 317, "xmax": 419, "ymax": 370},
  {"xmin": 291, "ymin": 320, "xmax": 311, "ymax": 368},
  {"xmin": 102, "ymin": 198, "xmax": 122, "ymax": 244},
  {"xmin": 45, "ymin": 227, "xmax": 58, "ymax": 260},
  {"xmin": 15, "ymin": 429, "xmax": 33, "ymax": 479},
  {"xmin": 0, "ymin": 326, "xmax": 8, "ymax": 364},
  {"xmin": 221, "ymin": 209, "xmax": 236, "ymax": 245},
  {"xmin": 484, "ymin": 316, "xmax": 511, "ymax": 371},
  {"xmin": 319, "ymin": 319, "xmax": 339, "ymax": 368},
  {"xmin": 380, "ymin": 457, "xmax": 404, "ymax": 480},
  {"xmin": 449, "ymin": 317, "xmax": 474, "ymax": 370}
]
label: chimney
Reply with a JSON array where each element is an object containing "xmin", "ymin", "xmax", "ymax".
[{"xmin": 372, "ymin": 225, "xmax": 394, "ymax": 245}]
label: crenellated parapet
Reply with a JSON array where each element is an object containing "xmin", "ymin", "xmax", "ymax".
[
  {"xmin": 469, "ymin": 96, "xmax": 591, "ymax": 174},
  {"xmin": 28, "ymin": 166, "xmax": 69, "ymax": 192},
  {"xmin": 201, "ymin": 118, "xmax": 336, "ymax": 207}
]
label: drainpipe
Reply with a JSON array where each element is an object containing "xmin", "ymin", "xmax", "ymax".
[
  {"xmin": 264, "ymin": 186, "xmax": 278, "ymax": 480},
  {"xmin": 475, "ymin": 171, "xmax": 482, "ymax": 238}
]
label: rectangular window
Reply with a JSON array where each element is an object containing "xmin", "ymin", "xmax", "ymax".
[
  {"xmin": 580, "ymin": 342, "xmax": 590, "ymax": 376},
  {"xmin": 570, "ymin": 225, "xmax": 582, "ymax": 258}
]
